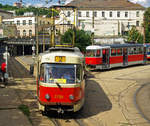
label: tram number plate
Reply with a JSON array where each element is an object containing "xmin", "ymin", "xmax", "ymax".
[{"xmin": 55, "ymin": 56, "xmax": 66, "ymax": 62}]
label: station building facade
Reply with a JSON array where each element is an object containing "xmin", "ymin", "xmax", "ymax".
[{"xmin": 58, "ymin": 0, "xmax": 145, "ymax": 42}]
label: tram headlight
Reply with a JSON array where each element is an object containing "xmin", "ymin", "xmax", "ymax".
[
  {"xmin": 69, "ymin": 94, "xmax": 74, "ymax": 100},
  {"xmin": 45, "ymin": 94, "xmax": 50, "ymax": 100}
]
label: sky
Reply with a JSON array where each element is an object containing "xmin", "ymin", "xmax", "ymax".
[{"xmin": 0, "ymin": 0, "xmax": 149, "ymax": 8}]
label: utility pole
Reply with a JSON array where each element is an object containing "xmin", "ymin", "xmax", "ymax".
[
  {"xmin": 143, "ymin": 14, "xmax": 146, "ymax": 44},
  {"xmin": 43, "ymin": 27, "xmax": 45, "ymax": 52},
  {"xmin": 51, "ymin": 7, "xmax": 55, "ymax": 47},
  {"xmin": 91, "ymin": 11, "xmax": 94, "ymax": 45},
  {"xmin": 36, "ymin": 15, "xmax": 39, "ymax": 56},
  {"xmin": 72, "ymin": 8, "xmax": 76, "ymax": 47},
  {"xmin": 36, "ymin": 15, "xmax": 39, "ymax": 81}
]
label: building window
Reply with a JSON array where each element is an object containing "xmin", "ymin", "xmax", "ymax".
[
  {"xmin": 109, "ymin": 12, "xmax": 112, "ymax": 17},
  {"xmin": 23, "ymin": 30, "xmax": 26, "ymax": 36},
  {"xmin": 23, "ymin": 20, "xmax": 26, "ymax": 25},
  {"xmin": 136, "ymin": 11, "xmax": 139, "ymax": 17},
  {"xmin": 102, "ymin": 11, "xmax": 105, "ymax": 17},
  {"xmin": 68, "ymin": 21, "xmax": 70, "ymax": 24},
  {"xmin": 125, "ymin": 12, "xmax": 128, "ymax": 17},
  {"xmin": 136, "ymin": 21, "xmax": 140, "ymax": 26},
  {"xmin": 29, "ymin": 30, "xmax": 32, "ymax": 37},
  {"xmin": 86, "ymin": 11, "xmax": 89, "ymax": 17},
  {"xmin": 29, "ymin": 20, "xmax": 32, "ymax": 25},
  {"xmin": 117, "ymin": 11, "xmax": 120, "ymax": 17},
  {"xmin": 67, "ymin": 11, "xmax": 70, "ymax": 17},
  {"xmin": 93, "ymin": 11, "xmax": 97, "ymax": 17},
  {"xmin": 17, "ymin": 30, "xmax": 20, "ymax": 36},
  {"xmin": 17, "ymin": 20, "xmax": 20, "ymax": 25},
  {"xmin": 78, "ymin": 11, "xmax": 81, "ymax": 17}
]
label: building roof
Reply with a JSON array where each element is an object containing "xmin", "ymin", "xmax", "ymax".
[
  {"xmin": 66, "ymin": 0, "xmax": 145, "ymax": 10},
  {"xmin": 0, "ymin": 9, "xmax": 13, "ymax": 15}
]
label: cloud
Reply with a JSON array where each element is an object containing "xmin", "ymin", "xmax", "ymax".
[{"xmin": 129, "ymin": 0, "xmax": 150, "ymax": 7}]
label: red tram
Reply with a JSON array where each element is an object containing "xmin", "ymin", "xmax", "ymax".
[
  {"xmin": 85, "ymin": 44, "xmax": 147, "ymax": 70},
  {"xmin": 37, "ymin": 47, "xmax": 85, "ymax": 114}
]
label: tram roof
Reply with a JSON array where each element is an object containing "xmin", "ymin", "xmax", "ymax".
[
  {"xmin": 103, "ymin": 44, "xmax": 144, "ymax": 48},
  {"xmin": 86, "ymin": 45, "xmax": 110, "ymax": 50},
  {"xmin": 48, "ymin": 47, "xmax": 81, "ymax": 52}
]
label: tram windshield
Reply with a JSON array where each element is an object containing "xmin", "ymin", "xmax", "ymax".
[
  {"xmin": 40, "ymin": 64, "xmax": 81, "ymax": 84},
  {"xmin": 86, "ymin": 50, "xmax": 101, "ymax": 57}
]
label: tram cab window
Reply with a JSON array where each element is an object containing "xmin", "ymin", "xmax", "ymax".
[
  {"xmin": 40, "ymin": 64, "xmax": 81, "ymax": 84},
  {"xmin": 111, "ymin": 49, "xmax": 116, "ymax": 56}
]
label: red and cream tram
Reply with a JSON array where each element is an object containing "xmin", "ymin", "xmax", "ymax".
[
  {"xmin": 37, "ymin": 47, "xmax": 85, "ymax": 114},
  {"xmin": 85, "ymin": 44, "xmax": 147, "ymax": 70}
]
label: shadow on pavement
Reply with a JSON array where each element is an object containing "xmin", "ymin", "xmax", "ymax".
[{"xmin": 47, "ymin": 79, "xmax": 112, "ymax": 119}]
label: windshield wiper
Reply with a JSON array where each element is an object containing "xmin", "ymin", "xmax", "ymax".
[{"xmin": 56, "ymin": 82, "xmax": 62, "ymax": 89}]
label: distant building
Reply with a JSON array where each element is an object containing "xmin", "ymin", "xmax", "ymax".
[
  {"xmin": 2, "ymin": 16, "xmax": 52, "ymax": 38},
  {"xmin": 0, "ymin": 9, "xmax": 13, "ymax": 24},
  {"xmin": 13, "ymin": 2, "xmax": 22, "ymax": 8},
  {"xmin": 58, "ymin": 0, "xmax": 145, "ymax": 43}
]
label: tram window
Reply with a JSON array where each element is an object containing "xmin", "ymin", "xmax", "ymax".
[
  {"xmin": 129, "ymin": 48, "xmax": 134, "ymax": 55},
  {"xmin": 117, "ymin": 48, "xmax": 122, "ymax": 56},
  {"xmin": 111, "ymin": 49, "xmax": 116, "ymax": 56},
  {"xmin": 76, "ymin": 65, "xmax": 81, "ymax": 83},
  {"xmin": 86, "ymin": 50, "xmax": 96, "ymax": 57},
  {"xmin": 139, "ymin": 47, "xmax": 143, "ymax": 54},
  {"xmin": 40, "ymin": 64, "xmax": 45, "ymax": 82},
  {"xmin": 96, "ymin": 50, "xmax": 101, "ymax": 57},
  {"xmin": 134, "ymin": 47, "xmax": 138, "ymax": 54}
]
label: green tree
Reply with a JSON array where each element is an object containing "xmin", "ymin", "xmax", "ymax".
[
  {"xmin": 61, "ymin": 29, "xmax": 92, "ymax": 52},
  {"xmin": 127, "ymin": 26, "xmax": 143, "ymax": 43},
  {"xmin": 144, "ymin": 7, "xmax": 150, "ymax": 43}
]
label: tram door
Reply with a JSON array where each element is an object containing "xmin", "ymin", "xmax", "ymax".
[
  {"xmin": 102, "ymin": 48, "xmax": 110, "ymax": 69},
  {"xmin": 123, "ymin": 48, "xmax": 128, "ymax": 66},
  {"xmin": 143, "ymin": 46, "xmax": 147, "ymax": 64}
]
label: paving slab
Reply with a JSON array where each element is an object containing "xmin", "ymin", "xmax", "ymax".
[
  {"xmin": 0, "ymin": 109, "xmax": 32, "ymax": 126},
  {"xmin": 0, "ymin": 88, "xmax": 21, "ymax": 109}
]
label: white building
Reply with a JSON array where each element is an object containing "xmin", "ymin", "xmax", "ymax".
[
  {"xmin": 58, "ymin": 0, "xmax": 145, "ymax": 43},
  {"xmin": 3, "ymin": 16, "xmax": 52, "ymax": 37}
]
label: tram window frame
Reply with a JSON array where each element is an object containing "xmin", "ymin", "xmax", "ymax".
[
  {"xmin": 116, "ymin": 48, "xmax": 122, "ymax": 56},
  {"xmin": 111, "ymin": 48, "xmax": 117, "ymax": 56},
  {"xmin": 129, "ymin": 48, "xmax": 134, "ymax": 55}
]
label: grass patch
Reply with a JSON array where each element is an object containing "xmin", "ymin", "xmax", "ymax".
[{"xmin": 18, "ymin": 104, "xmax": 32, "ymax": 123}]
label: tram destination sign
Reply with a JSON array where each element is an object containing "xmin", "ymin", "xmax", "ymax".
[{"xmin": 55, "ymin": 56, "xmax": 66, "ymax": 62}]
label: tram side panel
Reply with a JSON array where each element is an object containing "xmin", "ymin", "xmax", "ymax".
[
  {"xmin": 128, "ymin": 54, "xmax": 144, "ymax": 65},
  {"xmin": 109, "ymin": 56, "xmax": 123, "ymax": 68}
]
